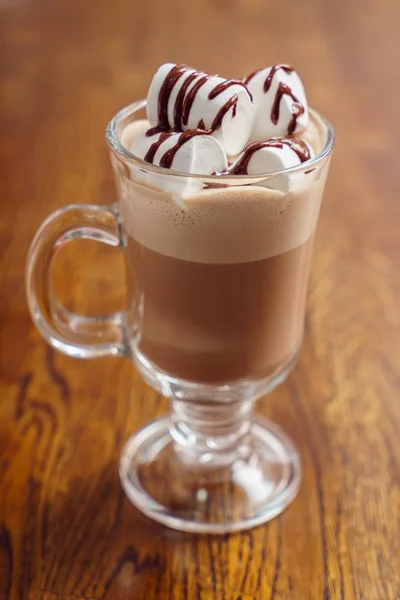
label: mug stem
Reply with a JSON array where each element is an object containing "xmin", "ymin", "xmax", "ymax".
[{"xmin": 170, "ymin": 398, "xmax": 254, "ymax": 466}]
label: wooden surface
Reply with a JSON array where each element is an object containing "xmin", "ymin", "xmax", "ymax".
[{"xmin": 1, "ymin": 0, "xmax": 400, "ymax": 598}]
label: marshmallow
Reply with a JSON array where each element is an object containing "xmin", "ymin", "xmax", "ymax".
[
  {"xmin": 245, "ymin": 65, "xmax": 309, "ymax": 141},
  {"xmin": 129, "ymin": 129, "xmax": 228, "ymax": 198},
  {"xmin": 146, "ymin": 63, "xmax": 255, "ymax": 155},
  {"xmin": 230, "ymin": 138, "xmax": 313, "ymax": 192}
]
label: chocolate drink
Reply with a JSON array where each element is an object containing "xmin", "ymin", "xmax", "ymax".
[
  {"xmin": 117, "ymin": 157, "xmax": 326, "ymax": 384},
  {"xmin": 125, "ymin": 235, "xmax": 314, "ymax": 383}
]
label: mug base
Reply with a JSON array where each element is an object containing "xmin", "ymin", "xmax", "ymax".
[{"xmin": 119, "ymin": 416, "xmax": 301, "ymax": 534}]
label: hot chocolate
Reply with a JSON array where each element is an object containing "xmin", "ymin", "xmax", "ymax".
[
  {"xmin": 116, "ymin": 62, "xmax": 327, "ymax": 384},
  {"xmin": 118, "ymin": 156, "xmax": 326, "ymax": 383}
]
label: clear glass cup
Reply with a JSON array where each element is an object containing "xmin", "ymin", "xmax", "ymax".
[{"xmin": 26, "ymin": 100, "xmax": 334, "ymax": 533}]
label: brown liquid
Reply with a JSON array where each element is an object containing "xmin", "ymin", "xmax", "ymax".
[{"xmin": 125, "ymin": 235, "xmax": 314, "ymax": 384}]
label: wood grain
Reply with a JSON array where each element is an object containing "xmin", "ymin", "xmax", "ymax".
[{"xmin": 1, "ymin": 0, "xmax": 400, "ymax": 598}]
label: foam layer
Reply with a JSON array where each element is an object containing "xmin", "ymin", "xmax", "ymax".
[
  {"xmin": 117, "ymin": 114, "xmax": 328, "ymax": 264},
  {"xmin": 120, "ymin": 119, "xmax": 150, "ymax": 149},
  {"xmin": 120, "ymin": 173, "xmax": 329, "ymax": 264}
]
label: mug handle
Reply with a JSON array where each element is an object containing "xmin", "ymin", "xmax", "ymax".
[{"xmin": 26, "ymin": 203, "xmax": 129, "ymax": 359}]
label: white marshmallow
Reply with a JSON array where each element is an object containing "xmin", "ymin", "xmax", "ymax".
[
  {"xmin": 129, "ymin": 130, "xmax": 228, "ymax": 198},
  {"xmin": 230, "ymin": 139, "xmax": 313, "ymax": 192},
  {"xmin": 245, "ymin": 65, "xmax": 309, "ymax": 141},
  {"xmin": 147, "ymin": 64, "xmax": 180, "ymax": 127},
  {"xmin": 146, "ymin": 63, "xmax": 255, "ymax": 155},
  {"xmin": 184, "ymin": 74, "xmax": 254, "ymax": 155},
  {"xmin": 146, "ymin": 64, "xmax": 198, "ymax": 129}
]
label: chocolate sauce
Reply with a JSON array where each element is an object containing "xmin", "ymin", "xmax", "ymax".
[
  {"xmin": 159, "ymin": 130, "xmax": 210, "ymax": 169},
  {"xmin": 208, "ymin": 79, "xmax": 253, "ymax": 102},
  {"xmin": 211, "ymin": 94, "xmax": 238, "ymax": 131},
  {"xmin": 280, "ymin": 137, "xmax": 310, "ymax": 162},
  {"xmin": 174, "ymin": 70, "xmax": 199, "ymax": 130},
  {"xmin": 263, "ymin": 64, "xmax": 294, "ymax": 93},
  {"xmin": 146, "ymin": 125, "xmax": 162, "ymax": 136},
  {"xmin": 244, "ymin": 65, "xmax": 303, "ymax": 134},
  {"xmin": 150, "ymin": 65, "xmax": 253, "ymax": 150},
  {"xmin": 157, "ymin": 68, "xmax": 252, "ymax": 136},
  {"xmin": 288, "ymin": 103, "xmax": 304, "ymax": 134},
  {"xmin": 271, "ymin": 82, "xmax": 304, "ymax": 134},
  {"xmin": 144, "ymin": 72, "xmax": 242, "ymax": 168},
  {"xmin": 144, "ymin": 131, "xmax": 174, "ymax": 164},
  {"xmin": 264, "ymin": 67, "xmax": 303, "ymax": 134},
  {"xmin": 230, "ymin": 138, "xmax": 310, "ymax": 175},
  {"xmin": 145, "ymin": 63, "xmax": 310, "ymax": 174},
  {"xmin": 157, "ymin": 64, "xmax": 188, "ymax": 130},
  {"xmin": 243, "ymin": 68, "xmax": 263, "ymax": 85},
  {"xmin": 182, "ymin": 74, "xmax": 210, "ymax": 126}
]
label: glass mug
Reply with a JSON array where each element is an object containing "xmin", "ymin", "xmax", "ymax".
[{"xmin": 26, "ymin": 100, "xmax": 334, "ymax": 533}]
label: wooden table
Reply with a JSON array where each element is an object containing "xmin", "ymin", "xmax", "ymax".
[{"xmin": 1, "ymin": 0, "xmax": 399, "ymax": 598}]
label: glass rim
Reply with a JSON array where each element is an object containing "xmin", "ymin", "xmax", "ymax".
[{"xmin": 106, "ymin": 99, "xmax": 335, "ymax": 181}]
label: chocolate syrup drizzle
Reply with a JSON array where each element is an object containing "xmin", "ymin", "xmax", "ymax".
[
  {"xmin": 211, "ymin": 94, "xmax": 239, "ymax": 130},
  {"xmin": 147, "ymin": 65, "xmax": 249, "ymax": 137},
  {"xmin": 208, "ymin": 79, "xmax": 253, "ymax": 102},
  {"xmin": 157, "ymin": 64, "xmax": 187, "ymax": 130},
  {"xmin": 144, "ymin": 64, "xmax": 254, "ymax": 168},
  {"xmin": 230, "ymin": 137, "xmax": 310, "ymax": 175},
  {"xmin": 272, "ymin": 82, "xmax": 304, "ymax": 134},
  {"xmin": 144, "ymin": 131, "xmax": 174, "ymax": 164},
  {"xmin": 182, "ymin": 74, "xmax": 209, "ymax": 126},
  {"xmin": 262, "ymin": 64, "xmax": 294, "ymax": 92},
  {"xmin": 244, "ymin": 64, "xmax": 304, "ymax": 134},
  {"xmin": 143, "ymin": 64, "xmax": 307, "ymax": 171},
  {"xmin": 159, "ymin": 130, "xmax": 210, "ymax": 169},
  {"xmin": 174, "ymin": 70, "xmax": 199, "ymax": 130}
]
